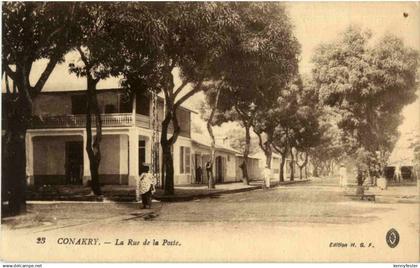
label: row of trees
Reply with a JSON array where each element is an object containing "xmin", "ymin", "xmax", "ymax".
[
  {"xmin": 2, "ymin": 3, "xmax": 418, "ymax": 216},
  {"xmin": 200, "ymin": 26, "xmax": 418, "ymax": 185}
]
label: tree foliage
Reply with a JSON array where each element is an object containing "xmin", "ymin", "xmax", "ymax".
[{"xmin": 312, "ymin": 26, "xmax": 419, "ymax": 169}]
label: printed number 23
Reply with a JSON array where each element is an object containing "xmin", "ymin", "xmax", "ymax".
[{"xmin": 36, "ymin": 237, "xmax": 46, "ymax": 244}]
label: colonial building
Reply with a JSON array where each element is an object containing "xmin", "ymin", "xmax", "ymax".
[{"xmin": 5, "ymin": 88, "xmax": 240, "ymax": 187}]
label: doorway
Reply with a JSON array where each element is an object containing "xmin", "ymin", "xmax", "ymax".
[
  {"xmin": 65, "ymin": 141, "xmax": 83, "ymax": 185},
  {"xmin": 215, "ymin": 156, "xmax": 224, "ymax": 183},
  {"xmin": 194, "ymin": 154, "xmax": 203, "ymax": 184}
]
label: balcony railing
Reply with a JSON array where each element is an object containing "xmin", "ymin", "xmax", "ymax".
[
  {"xmin": 31, "ymin": 113, "xmax": 136, "ymax": 129},
  {"xmin": 29, "ymin": 113, "xmax": 190, "ymax": 137}
]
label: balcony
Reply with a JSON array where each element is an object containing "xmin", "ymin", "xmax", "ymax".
[
  {"xmin": 31, "ymin": 113, "xmax": 138, "ymax": 129},
  {"xmin": 29, "ymin": 113, "xmax": 190, "ymax": 137}
]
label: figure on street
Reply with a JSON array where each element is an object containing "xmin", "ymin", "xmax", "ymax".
[
  {"xmin": 263, "ymin": 165, "xmax": 271, "ymax": 189},
  {"xmin": 339, "ymin": 164, "xmax": 347, "ymax": 187},
  {"xmin": 136, "ymin": 165, "xmax": 156, "ymax": 209}
]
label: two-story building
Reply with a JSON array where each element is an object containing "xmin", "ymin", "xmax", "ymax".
[{"xmin": 3, "ymin": 87, "xmax": 243, "ymax": 188}]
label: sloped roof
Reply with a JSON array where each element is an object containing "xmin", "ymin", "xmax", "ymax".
[
  {"xmin": 250, "ymin": 151, "xmax": 282, "ymax": 160},
  {"xmin": 388, "ymin": 146, "xmax": 415, "ymax": 166},
  {"xmin": 191, "ymin": 133, "xmax": 240, "ymax": 155},
  {"xmin": 235, "ymin": 153, "xmax": 259, "ymax": 160}
]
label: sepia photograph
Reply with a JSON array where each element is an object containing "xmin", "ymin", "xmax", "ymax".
[{"xmin": 0, "ymin": 1, "xmax": 419, "ymax": 264}]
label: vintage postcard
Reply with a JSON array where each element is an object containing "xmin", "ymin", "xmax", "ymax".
[{"xmin": 1, "ymin": 1, "xmax": 419, "ymax": 263}]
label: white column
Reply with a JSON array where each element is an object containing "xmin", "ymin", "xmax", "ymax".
[
  {"xmin": 128, "ymin": 128, "xmax": 139, "ymax": 186},
  {"xmin": 25, "ymin": 133, "xmax": 34, "ymax": 185},
  {"xmin": 82, "ymin": 131, "xmax": 91, "ymax": 185}
]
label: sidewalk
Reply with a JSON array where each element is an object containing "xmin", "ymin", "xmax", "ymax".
[
  {"xmin": 25, "ymin": 179, "xmax": 311, "ymax": 203},
  {"xmin": 369, "ymin": 185, "xmax": 419, "ymax": 204},
  {"xmin": 157, "ymin": 179, "xmax": 311, "ymax": 201},
  {"xmin": 342, "ymin": 184, "xmax": 419, "ymax": 204}
]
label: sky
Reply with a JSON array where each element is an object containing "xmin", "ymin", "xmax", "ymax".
[{"xmin": 3, "ymin": 2, "xmax": 420, "ymax": 159}]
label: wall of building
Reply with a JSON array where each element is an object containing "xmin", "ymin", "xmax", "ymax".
[
  {"xmin": 99, "ymin": 135, "xmax": 128, "ymax": 184},
  {"xmin": 255, "ymin": 155, "xmax": 282, "ymax": 180},
  {"xmin": 173, "ymin": 136, "xmax": 194, "ymax": 185},
  {"xmin": 32, "ymin": 134, "xmax": 128, "ymax": 185},
  {"xmin": 32, "ymin": 91, "xmax": 128, "ymax": 116},
  {"xmin": 33, "ymin": 94, "xmax": 72, "ymax": 116},
  {"xmin": 215, "ymin": 151, "xmax": 237, "ymax": 182},
  {"xmin": 236, "ymin": 156, "xmax": 260, "ymax": 180},
  {"xmin": 33, "ymin": 135, "xmax": 82, "ymax": 185}
]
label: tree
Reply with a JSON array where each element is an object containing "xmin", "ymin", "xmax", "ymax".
[
  {"xmin": 290, "ymin": 78, "xmax": 322, "ymax": 180},
  {"xmin": 270, "ymin": 77, "xmax": 306, "ymax": 181},
  {"xmin": 225, "ymin": 125, "xmax": 260, "ymax": 156},
  {"xmin": 68, "ymin": 3, "xmax": 126, "ymax": 195},
  {"xmin": 308, "ymin": 107, "xmax": 347, "ymax": 177},
  {"xmin": 234, "ymin": 3, "xmax": 301, "ymax": 175},
  {"xmin": 2, "ymin": 2, "xmax": 78, "ymax": 214},
  {"xmin": 224, "ymin": 2, "xmax": 300, "ymax": 185},
  {"xmin": 122, "ymin": 2, "xmax": 300, "ymax": 194},
  {"xmin": 198, "ymin": 83, "xmax": 225, "ymax": 188},
  {"xmin": 313, "ymin": 26, "xmax": 419, "ymax": 178},
  {"xmin": 120, "ymin": 2, "xmax": 242, "ymax": 195}
]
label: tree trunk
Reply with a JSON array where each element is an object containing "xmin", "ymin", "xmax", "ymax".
[
  {"xmin": 313, "ymin": 164, "xmax": 319, "ymax": 177},
  {"xmin": 296, "ymin": 151, "xmax": 308, "ymax": 181},
  {"xmin": 262, "ymin": 140, "xmax": 272, "ymax": 169},
  {"xmin": 207, "ymin": 118, "xmax": 216, "ymax": 189},
  {"xmin": 289, "ymin": 148, "xmax": 295, "ymax": 181},
  {"xmin": 279, "ymin": 151, "xmax": 287, "ymax": 182},
  {"xmin": 206, "ymin": 88, "xmax": 221, "ymax": 189},
  {"xmin": 241, "ymin": 123, "xmax": 251, "ymax": 185},
  {"xmin": 161, "ymin": 139, "xmax": 174, "ymax": 195},
  {"xmin": 160, "ymin": 93, "xmax": 182, "ymax": 195},
  {"xmin": 3, "ymin": 68, "xmax": 33, "ymax": 215},
  {"xmin": 5, "ymin": 124, "xmax": 28, "ymax": 215},
  {"xmin": 85, "ymin": 75, "xmax": 102, "ymax": 195}
]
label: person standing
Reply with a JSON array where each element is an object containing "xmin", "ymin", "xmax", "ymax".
[
  {"xmin": 339, "ymin": 164, "xmax": 347, "ymax": 187},
  {"xmin": 394, "ymin": 164, "xmax": 402, "ymax": 183},
  {"xmin": 263, "ymin": 165, "xmax": 271, "ymax": 189},
  {"xmin": 205, "ymin": 161, "xmax": 213, "ymax": 185},
  {"xmin": 136, "ymin": 165, "xmax": 156, "ymax": 209},
  {"xmin": 196, "ymin": 165, "xmax": 203, "ymax": 184}
]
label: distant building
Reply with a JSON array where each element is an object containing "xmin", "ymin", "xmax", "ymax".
[{"xmin": 250, "ymin": 151, "xmax": 298, "ymax": 180}]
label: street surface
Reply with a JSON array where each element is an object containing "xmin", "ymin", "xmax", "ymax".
[{"xmin": 1, "ymin": 176, "xmax": 419, "ymax": 262}]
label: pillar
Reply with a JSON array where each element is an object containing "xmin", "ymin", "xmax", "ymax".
[
  {"xmin": 25, "ymin": 133, "xmax": 34, "ymax": 185},
  {"xmin": 82, "ymin": 131, "xmax": 91, "ymax": 185},
  {"xmin": 128, "ymin": 128, "xmax": 139, "ymax": 186}
]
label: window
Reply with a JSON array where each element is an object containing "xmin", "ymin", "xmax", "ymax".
[
  {"xmin": 105, "ymin": 104, "xmax": 116, "ymax": 113},
  {"xmin": 179, "ymin": 146, "xmax": 191, "ymax": 174},
  {"xmin": 180, "ymin": 147, "xmax": 184, "ymax": 174},
  {"xmin": 176, "ymin": 109, "xmax": 191, "ymax": 137},
  {"xmin": 227, "ymin": 155, "xmax": 230, "ymax": 162},
  {"xmin": 136, "ymin": 93, "xmax": 150, "ymax": 116},
  {"xmin": 119, "ymin": 94, "xmax": 132, "ymax": 113},
  {"xmin": 185, "ymin": 147, "xmax": 191, "ymax": 174},
  {"xmin": 71, "ymin": 95, "xmax": 86, "ymax": 114}
]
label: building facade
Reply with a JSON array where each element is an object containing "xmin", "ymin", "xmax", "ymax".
[{"xmin": 6, "ymin": 88, "xmax": 243, "ymax": 187}]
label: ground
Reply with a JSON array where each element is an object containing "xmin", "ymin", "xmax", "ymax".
[{"xmin": 1, "ymin": 176, "xmax": 419, "ymax": 262}]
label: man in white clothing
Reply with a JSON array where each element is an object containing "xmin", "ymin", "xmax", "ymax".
[
  {"xmin": 263, "ymin": 166, "xmax": 271, "ymax": 189},
  {"xmin": 339, "ymin": 164, "xmax": 347, "ymax": 187}
]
